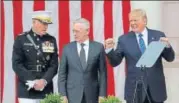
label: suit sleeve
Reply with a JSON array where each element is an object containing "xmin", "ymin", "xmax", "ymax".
[
  {"xmin": 99, "ymin": 45, "xmax": 107, "ymax": 97},
  {"xmin": 160, "ymin": 32, "xmax": 175, "ymax": 62},
  {"xmin": 42, "ymin": 38, "xmax": 58, "ymax": 83},
  {"xmin": 12, "ymin": 36, "xmax": 36, "ymax": 82},
  {"xmin": 58, "ymin": 47, "xmax": 68, "ymax": 96},
  {"xmin": 106, "ymin": 37, "xmax": 125, "ymax": 67}
]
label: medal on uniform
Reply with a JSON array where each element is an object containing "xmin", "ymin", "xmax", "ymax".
[
  {"xmin": 46, "ymin": 55, "xmax": 50, "ymax": 61},
  {"xmin": 24, "ymin": 43, "xmax": 33, "ymax": 46},
  {"xmin": 42, "ymin": 41, "xmax": 54, "ymax": 53}
]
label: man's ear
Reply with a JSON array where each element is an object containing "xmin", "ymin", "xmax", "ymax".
[
  {"xmin": 144, "ymin": 18, "xmax": 147, "ymax": 25},
  {"xmin": 86, "ymin": 29, "xmax": 90, "ymax": 35}
]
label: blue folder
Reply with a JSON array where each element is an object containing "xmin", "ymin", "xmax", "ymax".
[{"xmin": 136, "ymin": 41, "xmax": 167, "ymax": 68}]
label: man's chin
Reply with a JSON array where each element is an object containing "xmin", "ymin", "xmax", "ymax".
[
  {"xmin": 75, "ymin": 38, "xmax": 79, "ymax": 42},
  {"xmin": 131, "ymin": 29, "xmax": 138, "ymax": 33},
  {"xmin": 39, "ymin": 32, "xmax": 46, "ymax": 35}
]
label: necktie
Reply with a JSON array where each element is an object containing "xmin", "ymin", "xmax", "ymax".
[
  {"xmin": 139, "ymin": 34, "xmax": 146, "ymax": 54},
  {"xmin": 80, "ymin": 43, "xmax": 86, "ymax": 69}
]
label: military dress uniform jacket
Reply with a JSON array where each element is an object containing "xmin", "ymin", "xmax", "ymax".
[{"xmin": 12, "ymin": 29, "xmax": 58, "ymax": 99}]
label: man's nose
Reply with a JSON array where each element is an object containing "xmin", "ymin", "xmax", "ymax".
[{"xmin": 131, "ymin": 21, "xmax": 135, "ymax": 25}]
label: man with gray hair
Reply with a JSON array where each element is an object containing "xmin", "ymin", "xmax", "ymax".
[
  {"xmin": 12, "ymin": 10, "xmax": 58, "ymax": 103},
  {"xmin": 58, "ymin": 18, "xmax": 107, "ymax": 103},
  {"xmin": 105, "ymin": 9, "xmax": 175, "ymax": 103}
]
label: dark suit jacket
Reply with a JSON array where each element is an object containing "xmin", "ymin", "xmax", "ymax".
[
  {"xmin": 106, "ymin": 28, "xmax": 175, "ymax": 103},
  {"xmin": 58, "ymin": 41, "xmax": 107, "ymax": 103},
  {"xmin": 12, "ymin": 30, "xmax": 58, "ymax": 99}
]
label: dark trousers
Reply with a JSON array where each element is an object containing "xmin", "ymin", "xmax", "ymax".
[
  {"xmin": 127, "ymin": 85, "xmax": 163, "ymax": 103},
  {"xmin": 81, "ymin": 92, "xmax": 87, "ymax": 103},
  {"xmin": 143, "ymin": 87, "xmax": 163, "ymax": 103}
]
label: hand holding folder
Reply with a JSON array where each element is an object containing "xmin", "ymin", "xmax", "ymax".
[{"xmin": 136, "ymin": 41, "xmax": 167, "ymax": 68}]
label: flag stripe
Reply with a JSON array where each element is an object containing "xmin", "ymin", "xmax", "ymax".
[
  {"xmin": 33, "ymin": 0, "xmax": 45, "ymax": 11},
  {"xmin": 104, "ymin": 1, "xmax": 113, "ymax": 39},
  {"xmin": 112, "ymin": 1, "xmax": 125, "ymax": 99},
  {"xmin": 3, "ymin": 1, "xmax": 15, "ymax": 103},
  {"xmin": 112, "ymin": 1, "xmax": 124, "ymax": 46},
  {"xmin": 122, "ymin": 1, "xmax": 131, "ymax": 34},
  {"xmin": 22, "ymin": 1, "xmax": 34, "ymax": 31},
  {"xmin": 13, "ymin": 1, "xmax": 23, "ymax": 103},
  {"xmin": 69, "ymin": 1, "xmax": 81, "ymax": 42},
  {"xmin": 92, "ymin": 1, "xmax": 104, "ymax": 44},
  {"xmin": 81, "ymin": 1, "xmax": 93, "ymax": 40},
  {"xmin": 13, "ymin": 1, "xmax": 23, "ymax": 37},
  {"xmin": 1, "ymin": 2, "xmax": 5, "ymax": 103},
  {"xmin": 103, "ymin": 1, "xmax": 115, "ymax": 95},
  {"xmin": 58, "ymin": 1, "xmax": 70, "ymax": 56}
]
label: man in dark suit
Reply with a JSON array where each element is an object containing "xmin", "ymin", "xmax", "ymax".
[
  {"xmin": 12, "ymin": 11, "xmax": 58, "ymax": 103},
  {"xmin": 58, "ymin": 18, "xmax": 107, "ymax": 103},
  {"xmin": 105, "ymin": 9, "xmax": 175, "ymax": 103}
]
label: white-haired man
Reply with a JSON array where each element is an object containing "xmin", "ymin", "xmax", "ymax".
[
  {"xmin": 12, "ymin": 10, "xmax": 58, "ymax": 103},
  {"xmin": 58, "ymin": 18, "xmax": 107, "ymax": 103}
]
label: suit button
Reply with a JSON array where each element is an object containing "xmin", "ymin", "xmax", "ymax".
[
  {"xmin": 37, "ymin": 60, "xmax": 39, "ymax": 63},
  {"xmin": 36, "ymin": 45, "xmax": 39, "ymax": 49}
]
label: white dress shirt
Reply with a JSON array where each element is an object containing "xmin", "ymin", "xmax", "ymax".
[
  {"xmin": 77, "ymin": 39, "xmax": 89, "ymax": 62},
  {"xmin": 135, "ymin": 27, "xmax": 148, "ymax": 48}
]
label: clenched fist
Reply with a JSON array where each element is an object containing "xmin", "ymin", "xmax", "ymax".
[{"xmin": 105, "ymin": 38, "xmax": 115, "ymax": 49}]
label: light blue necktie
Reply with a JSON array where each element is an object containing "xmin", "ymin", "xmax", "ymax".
[{"xmin": 139, "ymin": 34, "xmax": 146, "ymax": 54}]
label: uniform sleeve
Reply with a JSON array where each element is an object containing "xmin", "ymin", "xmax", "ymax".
[
  {"xmin": 12, "ymin": 36, "xmax": 36, "ymax": 82},
  {"xmin": 42, "ymin": 38, "xmax": 58, "ymax": 83}
]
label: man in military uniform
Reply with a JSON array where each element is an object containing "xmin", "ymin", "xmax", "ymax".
[{"xmin": 12, "ymin": 11, "xmax": 58, "ymax": 103}]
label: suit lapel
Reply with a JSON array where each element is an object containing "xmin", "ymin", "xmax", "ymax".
[
  {"xmin": 129, "ymin": 32, "xmax": 142, "ymax": 60},
  {"xmin": 86, "ymin": 41, "xmax": 93, "ymax": 70},
  {"xmin": 71, "ymin": 42, "xmax": 84, "ymax": 71},
  {"xmin": 147, "ymin": 29, "xmax": 155, "ymax": 45}
]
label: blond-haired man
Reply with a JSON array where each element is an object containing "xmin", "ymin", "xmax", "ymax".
[{"xmin": 105, "ymin": 9, "xmax": 175, "ymax": 103}]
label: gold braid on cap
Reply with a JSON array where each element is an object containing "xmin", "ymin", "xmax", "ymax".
[{"xmin": 34, "ymin": 16, "xmax": 52, "ymax": 23}]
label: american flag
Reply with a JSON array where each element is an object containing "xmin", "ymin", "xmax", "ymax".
[{"xmin": 1, "ymin": 1, "xmax": 130, "ymax": 103}]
